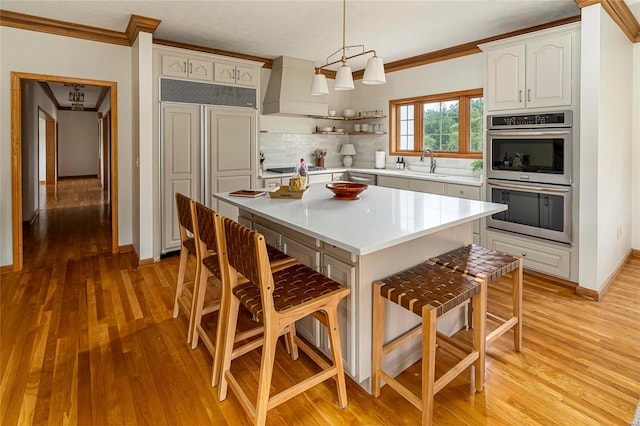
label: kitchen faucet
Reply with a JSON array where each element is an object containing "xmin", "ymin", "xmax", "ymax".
[{"xmin": 420, "ymin": 148, "xmax": 437, "ymax": 173}]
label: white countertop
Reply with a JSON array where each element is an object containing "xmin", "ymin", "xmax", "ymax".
[
  {"xmin": 214, "ymin": 183, "xmax": 505, "ymax": 255},
  {"xmin": 259, "ymin": 167, "xmax": 482, "ymax": 187}
]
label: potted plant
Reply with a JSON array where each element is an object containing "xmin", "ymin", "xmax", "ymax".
[{"xmin": 471, "ymin": 160, "xmax": 483, "ymax": 177}]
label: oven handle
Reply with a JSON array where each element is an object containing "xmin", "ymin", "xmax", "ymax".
[
  {"xmin": 488, "ymin": 181, "xmax": 570, "ymax": 194},
  {"xmin": 487, "ymin": 130, "xmax": 571, "ymax": 137}
]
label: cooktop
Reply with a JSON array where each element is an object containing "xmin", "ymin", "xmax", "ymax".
[{"xmin": 266, "ymin": 166, "xmax": 326, "ymax": 173}]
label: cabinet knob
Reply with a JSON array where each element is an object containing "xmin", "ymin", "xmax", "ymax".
[
  {"xmin": 459, "ymin": 190, "xmax": 464, "ymax": 195},
  {"xmin": 519, "ymin": 90, "xmax": 523, "ymax": 103},
  {"xmin": 522, "ymin": 252, "xmax": 527, "ymax": 257},
  {"xmin": 527, "ymin": 89, "xmax": 531, "ymax": 102}
]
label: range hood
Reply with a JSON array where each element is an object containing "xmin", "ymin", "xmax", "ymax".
[{"xmin": 263, "ymin": 56, "xmax": 328, "ymax": 116}]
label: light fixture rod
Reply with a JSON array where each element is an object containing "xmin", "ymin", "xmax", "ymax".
[
  {"xmin": 317, "ymin": 48, "xmax": 378, "ymax": 73},
  {"xmin": 341, "ymin": 0, "xmax": 346, "ymax": 64}
]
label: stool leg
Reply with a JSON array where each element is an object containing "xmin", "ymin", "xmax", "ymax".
[
  {"xmin": 472, "ymin": 278, "xmax": 486, "ymax": 392},
  {"xmin": 421, "ymin": 305, "xmax": 437, "ymax": 426},
  {"xmin": 190, "ymin": 265, "xmax": 209, "ymax": 350},
  {"xmin": 371, "ymin": 282, "xmax": 385, "ymax": 398},
  {"xmin": 173, "ymin": 248, "xmax": 189, "ymax": 318},
  {"xmin": 218, "ymin": 293, "xmax": 240, "ymax": 402},
  {"xmin": 513, "ymin": 258, "xmax": 523, "ymax": 352},
  {"xmin": 284, "ymin": 323, "xmax": 299, "ymax": 361},
  {"xmin": 255, "ymin": 324, "xmax": 278, "ymax": 426},
  {"xmin": 325, "ymin": 303, "xmax": 348, "ymax": 408}
]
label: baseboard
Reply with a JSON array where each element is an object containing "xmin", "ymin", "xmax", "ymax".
[
  {"xmin": 118, "ymin": 244, "xmax": 134, "ymax": 253},
  {"xmin": 120, "ymin": 244, "xmax": 154, "ymax": 269},
  {"xmin": 575, "ymin": 249, "xmax": 633, "ymax": 302},
  {"xmin": 137, "ymin": 257, "xmax": 155, "ymax": 268},
  {"xmin": 0, "ymin": 264, "xmax": 15, "ymax": 274},
  {"xmin": 525, "ymin": 268, "xmax": 577, "ymax": 290},
  {"xmin": 58, "ymin": 174, "xmax": 99, "ymax": 180},
  {"xmin": 632, "ymin": 248, "xmax": 640, "ymax": 258},
  {"xmin": 22, "ymin": 211, "xmax": 39, "ymax": 228}
]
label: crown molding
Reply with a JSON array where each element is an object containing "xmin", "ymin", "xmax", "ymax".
[
  {"xmin": 576, "ymin": 0, "xmax": 640, "ymax": 42},
  {"xmin": 126, "ymin": 14, "xmax": 161, "ymax": 44},
  {"xmin": 38, "ymin": 81, "xmax": 61, "ymax": 109},
  {"xmin": 0, "ymin": 10, "xmax": 129, "ymax": 45},
  {"xmin": 152, "ymin": 39, "xmax": 272, "ymax": 68}
]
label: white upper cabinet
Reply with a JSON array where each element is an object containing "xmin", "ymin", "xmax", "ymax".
[
  {"xmin": 214, "ymin": 62, "xmax": 259, "ymax": 87},
  {"xmin": 484, "ymin": 30, "xmax": 573, "ymax": 111},
  {"xmin": 161, "ymin": 54, "xmax": 214, "ymax": 81}
]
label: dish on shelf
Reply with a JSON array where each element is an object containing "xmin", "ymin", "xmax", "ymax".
[
  {"xmin": 326, "ymin": 182, "xmax": 368, "ymax": 200},
  {"xmin": 334, "ymin": 128, "xmax": 344, "ymax": 133},
  {"xmin": 318, "ymin": 126, "xmax": 333, "ymax": 132},
  {"xmin": 342, "ymin": 109, "xmax": 356, "ymax": 118}
]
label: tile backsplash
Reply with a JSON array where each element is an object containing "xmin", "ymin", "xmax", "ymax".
[{"xmin": 260, "ymin": 133, "xmax": 479, "ymax": 177}]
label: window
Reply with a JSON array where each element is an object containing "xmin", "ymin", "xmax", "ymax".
[{"xmin": 389, "ymin": 89, "xmax": 483, "ymax": 158}]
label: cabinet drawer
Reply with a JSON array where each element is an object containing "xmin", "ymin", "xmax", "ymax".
[
  {"xmin": 377, "ymin": 175, "xmax": 407, "ymax": 189},
  {"xmin": 261, "ymin": 178, "xmax": 282, "ymax": 189},
  {"xmin": 408, "ymin": 179, "xmax": 445, "ymax": 195},
  {"xmin": 308, "ymin": 173, "xmax": 332, "ymax": 184},
  {"xmin": 323, "ymin": 243, "xmax": 357, "ymax": 264},
  {"xmin": 446, "ymin": 184, "xmax": 480, "ymax": 200},
  {"xmin": 487, "ymin": 231, "xmax": 570, "ymax": 279},
  {"xmin": 254, "ymin": 216, "xmax": 320, "ymax": 249}
]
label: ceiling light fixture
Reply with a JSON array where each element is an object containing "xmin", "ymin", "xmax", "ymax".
[
  {"xmin": 65, "ymin": 83, "xmax": 85, "ymax": 110},
  {"xmin": 310, "ymin": 0, "xmax": 386, "ymax": 95}
]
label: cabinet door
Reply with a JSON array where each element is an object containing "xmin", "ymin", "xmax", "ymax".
[
  {"xmin": 282, "ymin": 236, "xmax": 322, "ymax": 346},
  {"xmin": 162, "ymin": 104, "xmax": 201, "ymax": 252},
  {"xmin": 236, "ymin": 66, "xmax": 258, "ymax": 87},
  {"xmin": 525, "ymin": 33, "xmax": 572, "ymax": 109},
  {"xmin": 208, "ymin": 108, "xmax": 254, "ymax": 174},
  {"xmin": 320, "ymin": 254, "xmax": 356, "ymax": 376},
  {"xmin": 187, "ymin": 58, "xmax": 214, "ymax": 82},
  {"xmin": 261, "ymin": 178, "xmax": 282, "ymax": 189},
  {"xmin": 446, "ymin": 184, "xmax": 481, "ymax": 235},
  {"xmin": 486, "ymin": 44, "xmax": 525, "ymax": 111},
  {"xmin": 213, "ymin": 175, "xmax": 251, "ymax": 221},
  {"xmin": 214, "ymin": 62, "xmax": 238, "ymax": 85},
  {"xmin": 161, "ymin": 54, "xmax": 188, "ymax": 78},
  {"xmin": 254, "ymin": 223, "xmax": 282, "ymax": 250}
]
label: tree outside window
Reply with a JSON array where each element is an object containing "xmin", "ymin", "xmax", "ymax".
[{"xmin": 389, "ymin": 89, "xmax": 483, "ymax": 158}]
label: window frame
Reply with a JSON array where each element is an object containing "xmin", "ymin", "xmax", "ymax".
[{"xmin": 389, "ymin": 88, "xmax": 483, "ymax": 159}]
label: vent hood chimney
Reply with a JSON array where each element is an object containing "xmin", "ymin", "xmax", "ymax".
[{"xmin": 263, "ymin": 56, "xmax": 328, "ymax": 116}]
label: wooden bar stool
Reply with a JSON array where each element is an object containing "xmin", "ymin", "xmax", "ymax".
[
  {"xmin": 372, "ymin": 261, "xmax": 486, "ymax": 426},
  {"xmin": 172, "ymin": 193, "xmax": 200, "ymax": 344},
  {"xmin": 430, "ymin": 244, "xmax": 523, "ymax": 351},
  {"xmin": 217, "ymin": 217, "xmax": 350, "ymax": 426},
  {"xmin": 189, "ymin": 202, "xmax": 298, "ymax": 388}
]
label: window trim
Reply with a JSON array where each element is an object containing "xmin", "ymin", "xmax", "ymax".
[{"xmin": 389, "ymin": 88, "xmax": 483, "ymax": 159}]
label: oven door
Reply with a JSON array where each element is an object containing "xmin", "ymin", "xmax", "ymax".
[
  {"xmin": 487, "ymin": 129, "xmax": 572, "ymax": 185},
  {"xmin": 486, "ymin": 180, "xmax": 572, "ymax": 244}
]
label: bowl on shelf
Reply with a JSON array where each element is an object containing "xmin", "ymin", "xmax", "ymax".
[
  {"xmin": 334, "ymin": 128, "xmax": 344, "ymax": 133},
  {"xmin": 328, "ymin": 110, "xmax": 337, "ymax": 116},
  {"xmin": 326, "ymin": 182, "xmax": 368, "ymax": 200},
  {"xmin": 342, "ymin": 109, "xmax": 356, "ymax": 118},
  {"xmin": 318, "ymin": 126, "xmax": 333, "ymax": 132}
]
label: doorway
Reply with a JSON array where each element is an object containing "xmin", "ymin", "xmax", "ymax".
[{"xmin": 10, "ymin": 71, "xmax": 119, "ymax": 272}]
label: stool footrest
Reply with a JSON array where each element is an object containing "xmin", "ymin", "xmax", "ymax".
[
  {"xmin": 379, "ymin": 370, "xmax": 422, "ymax": 411},
  {"xmin": 382, "ymin": 323, "xmax": 423, "ymax": 356},
  {"xmin": 486, "ymin": 316, "xmax": 519, "ymax": 345}
]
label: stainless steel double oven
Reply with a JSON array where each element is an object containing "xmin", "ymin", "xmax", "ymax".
[{"xmin": 486, "ymin": 111, "xmax": 573, "ymax": 244}]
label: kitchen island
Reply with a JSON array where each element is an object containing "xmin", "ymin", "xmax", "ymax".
[{"xmin": 213, "ymin": 183, "xmax": 506, "ymax": 392}]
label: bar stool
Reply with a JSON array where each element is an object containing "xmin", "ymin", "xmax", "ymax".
[
  {"xmin": 430, "ymin": 244, "xmax": 523, "ymax": 351},
  {"xmin": 217, "ymin": 217, "xmax": 350, "ymax": 426},
  {"xmin": 372, "ymin": 260, "xmax": 486, "ymax": 426},
  {"xmin": 172, "ymin": 193, "xmax": 200, "ymax": 344},
  {"xmin": 189, "ymin": 202, "xmax": 298, "ymax": 387}
]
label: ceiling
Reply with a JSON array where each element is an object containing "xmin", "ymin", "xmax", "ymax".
[
  {"xmin": 2, "ymin": 0, "xmax": 639, "ymax": 108},
  {"xmin": 46, "ymin": 82, "xmax": 105, "ymax": 110}
]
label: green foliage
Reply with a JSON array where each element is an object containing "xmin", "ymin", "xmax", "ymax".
[
  {"xmin": 471, "ymin": 160, "xmax": 484, "ymax": 173},
  {"xmin": 422, "ymin": 97, "xmax": 484, "ymax": 152}
]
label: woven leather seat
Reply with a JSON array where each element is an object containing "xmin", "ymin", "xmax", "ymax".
[
  {"xmin": 372, "ymin": 260, "xmax": 487, "ymax": 426},
  {"xmin": 218, "ymin": 217, "xmax": 350, "ymax": 426},
  {"xmin": 430, "ymin": 244, "xmax": 523, "ymax": 351},
  {"xmin": 233, "ymin": 263, "xmax": 345, "ymax": 320},
  {"xmin": 172, "ymin": 193, "xmax": 200, "ymax": 344}
]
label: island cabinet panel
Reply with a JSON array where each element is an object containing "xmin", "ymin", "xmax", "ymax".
[{"xmin": 320, "ymin": 253, "xmax": 357, "ymax": 375}]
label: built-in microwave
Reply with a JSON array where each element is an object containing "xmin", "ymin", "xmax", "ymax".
[{"xmin": 487, "ymin": 111, "xmax": 572, "ymax": 186}]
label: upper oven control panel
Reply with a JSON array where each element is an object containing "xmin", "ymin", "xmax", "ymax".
[{"xmin": 488, "ymin": 110, "xmax": 572, "ymax": 129}]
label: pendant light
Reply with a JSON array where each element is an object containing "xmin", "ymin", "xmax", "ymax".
[{"xmin": 310, "ymin": 0, "xmax": 385, "ymax": 95}]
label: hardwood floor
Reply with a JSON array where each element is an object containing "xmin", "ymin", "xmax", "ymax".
[{"xmin": 2, "ymin": 177, "xmax": 639, "ymax": 425}]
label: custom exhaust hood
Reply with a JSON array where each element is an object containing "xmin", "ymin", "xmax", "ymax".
[{"xmin": 263, "ymin": 56, "xmax": 329, "ymax": 116}]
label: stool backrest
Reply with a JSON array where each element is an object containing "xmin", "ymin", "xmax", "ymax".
[
  {"xmin": 192, "ymin": 201, "xmax": 226, "ymax": 281},
  {"xmin": 175, "ymin": 192, "xmax": 195, "ymax": 236},
  {"xmin": 222, "ymin": 217, "xmax": 274, "ymax": 306}
]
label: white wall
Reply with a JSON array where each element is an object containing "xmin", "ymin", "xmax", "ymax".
[
  {"xmin": 0, "ymin": 26, "xmax": 133, "ymax": 266},
  {"xmin": 19, "ymin": 80, "xmax": 57, "ymax": 224},
  {"xmin": 57, "ymin": 110, "xmax": 98, "ymax": 177},
  {"xmin": 633, "ymin": 43, "xmax": 640, "ymax": 250},
  {"xmin": 579, "ymin": 5, "xmax": 634, "ymax": 291}
]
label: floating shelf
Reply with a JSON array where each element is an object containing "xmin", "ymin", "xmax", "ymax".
[{"xmin": 317, "ymin": 115, "xmax": 387, "ymax": 120}]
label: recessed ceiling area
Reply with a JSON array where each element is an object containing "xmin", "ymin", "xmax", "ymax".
[{"xmin": 44, "ymin": 82, "xmax": 106, "ymax": 111}]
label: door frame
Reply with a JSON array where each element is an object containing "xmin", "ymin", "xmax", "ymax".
[{"xmin": 11, "ymin": 71, "xmax": 119, "ymax": 271}]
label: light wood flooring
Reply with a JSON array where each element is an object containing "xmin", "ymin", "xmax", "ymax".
[{"xmin": 2, "ymin": 177, "xmax": 639, "ymax": 425}]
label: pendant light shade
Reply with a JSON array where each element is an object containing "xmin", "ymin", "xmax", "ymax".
[
  {"xmin": 334, "ymin": 65, "xmax": 354, "ymax": 90},
  {"xmin": 362, "ymin": 56, "xmax": 386, "ymax": 85},
  {"xmin": 310, "ymin": 73, "xmax": 329, "ymax": 95}
]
